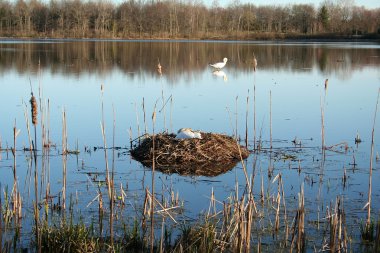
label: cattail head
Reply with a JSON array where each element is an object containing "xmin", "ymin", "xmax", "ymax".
[{"xmin": 30, "ymin": 93, "xmax": 38, "ymax": 125}]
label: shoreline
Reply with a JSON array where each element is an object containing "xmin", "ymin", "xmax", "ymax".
[{"xmin": 1, "ymin": 34, "xmax": 379, "ymax": 43}]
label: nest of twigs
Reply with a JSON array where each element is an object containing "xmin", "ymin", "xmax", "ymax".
[{"xmin": 130, "ymin": 132, "xmax": 249, "ymax": 176}]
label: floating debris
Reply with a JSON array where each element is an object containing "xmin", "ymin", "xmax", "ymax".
[{"xmin": 130, "ymin": 132, "xmax": 249, "ymax": 176}]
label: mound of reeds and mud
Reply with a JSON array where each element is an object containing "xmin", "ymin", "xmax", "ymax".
[{"xmin": 130, "ymin": 132, "xmax": 249, "ymax": 176}]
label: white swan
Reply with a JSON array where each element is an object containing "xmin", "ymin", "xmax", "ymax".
[
  {"xmin": 209, "ymin": 58, "xmax": 228, "ymax": 70},
  {"xmin": 175, "ymin": 128, "xmax": 202, "ymax": 139}
]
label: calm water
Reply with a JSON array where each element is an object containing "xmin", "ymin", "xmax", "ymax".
[{"xmin": 0, "ymin": 40, "xmax": 380, "ymax": 250}]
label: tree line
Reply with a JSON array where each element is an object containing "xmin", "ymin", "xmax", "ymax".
[{"xmin": 0, "ymin": 0, "xmax": 379, "ymax": 39}]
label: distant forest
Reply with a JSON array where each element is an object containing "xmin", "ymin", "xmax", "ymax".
[{"xmin": 0, "ymin": 0, "xmax": 379, "ymax": 40}]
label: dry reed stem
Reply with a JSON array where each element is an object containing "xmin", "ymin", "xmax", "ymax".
[
  {"xmin": 162, "ymin": 90, "xmax": 166, "ymax": 132},
  {"xmin": 330, "ymin": 200, "xmax": 338, "ymax": 252},
  {"xmin": 367, "ymin": 88, "xmax": 380, "ymax": 227},
  {"xmin": 47, "ymin": 99, "xmax": 50, "ymax": 148},
  {"xmin": 12, "ymin": 121, "xmax": 22, "ymax": 223},
  {"xmin": 208, "ymin": 188, "xmax": 216, "ymax": 216},
  {"xmin": 260, "ymin": 175, "xmax": 264, "ymax": 204},
  {"xmin": 100, "ymin": 122, "xmax": 111, "ymax": 201},
  {"xmin": 98, "ymin": 187, "xmax": 104, "ymax": 236},
  {"xmin": 135, "ymin": 103, "xmax": 141, "ymax": 141},
  {"xmin": 146, "ymin": 189, "xmax": 178, "ymax": 223},
  {"xmin": 257, "ymin": 237, "xmax": 261, "ymax": 253},
  {"xmin": 245, "ymin": 91, "xmax": 249, "ymax": 148},
  {"xmin": 0, "ymin": 188, "xmax": 2, "ymax": 253},
  {"xmin": 253, "ymin": 84, "xmax": 256, "ymax": 151},
  {"xmin": 143, "ymin": 98, "xmax": 147, "ymax": 134},
  {"xmin": 298, "ymin": 185, "xmax": 305, "ymax": 252},
  {"xmin": 375, "ymin": 219, "xmax": 380, "ymax": 251},
  {"xmin": 142, "ymin": 187, "xmax": 149, "ymax": 232},
  {"xmin": 23, "ymin": 103, "xmax": 33, "ymax": 150},
  {"xmin": 160, "ymin": 217, "xmax": 165, "ymax": 253},
  {"xmin": 275, "ymin": 192, "xmax": 281, "ymax": 232},
  {"xmin": 280, "ymin": 175, "xmax": 289, "ymax": 246},
  {"xmin": 151, "ymin": 106, "xmax": 157, "ymax": 253},
  {"xmin": 170, "ymin": 96, "xmax": 173, "ymax": 133},
  {"xmin": 290, "ymin": 184, "xmax": 305, "ymax": 253},
  {"xmin": 110, "ymin": 106, "xmax": 116, "ymax": 246},
  {"xmin": 270, "ymin": 90, "xmax": 272, "ymax": 149},
  {"xmin": 235, "ymin": 96, "xmax": 238, "ymax": 140},
  {"xmin": 62, "ymin": 110, "xmax": 67, "ymax": 210},
  {"xmin": 320, "ymin": 96, "xmax": 325, "ymax": 152},
  {"xmin": 33, "ymin": 149, "xmax": 40, "ymax": 252}
]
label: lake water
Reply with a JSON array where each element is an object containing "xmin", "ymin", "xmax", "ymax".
[{"xmin": 0, "ymin": 40, "xmax": 380, "ymax": 250}]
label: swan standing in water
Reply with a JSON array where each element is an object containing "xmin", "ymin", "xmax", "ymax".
[
  {"xmin": 209, "ymin": 57, "xmax": 228, "ymax": 70},
  {"xmin": 175, "ymin": 128, "xmax": 202, "ymax": 139}
]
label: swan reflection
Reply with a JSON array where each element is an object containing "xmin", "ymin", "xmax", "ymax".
[{"xmin": 212, "ymin": 70, "xmax": 228, "ymax": 82}]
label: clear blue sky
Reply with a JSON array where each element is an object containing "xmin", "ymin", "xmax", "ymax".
[{"xmin": 218, "ymin": 0, "xmax": 379, "ymax": 9}]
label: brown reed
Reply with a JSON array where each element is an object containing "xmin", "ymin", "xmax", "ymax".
[
  {"xmin": 23, "ymin": 102, "xmax": 33, "ymax": 150},
  {"xmin": 30, "ymin": 94, "xmax": 38, "ymax": 126},
  {"xmin": 270, "ymin": 90, "xmax": 272, "ymax": 149},
  {"xmin": 62, "ymin": 110, "xmax": 67, "ymax": 211},
  {"xmin": 110, "ymin": 106, "xmax": 116, "ymax": 246},
  {"xmin": 329, "ymin": 196, "xmax": 348, "ymax": 252},
  {"xmin": 253, "ymin": 84, "xmax": 256, "ymax": 151},
  {"xmin": 367, "ymin": 88, "xmax": 380, "ymax": 228},
  {"xmin": 290, "ymin": 184, "xmax": 305, "ymax": 253},
  {"xmin": 245, "ymin": 90, "xmax": 249, "ymax": 148},
  {"xmin": 12, "ymin": 121, "xmax": 22, "ymax": 223},
  {"xmin": 0, "ymin": 187, "xmax": 2, "ymax": 253},
  {"xmin": 135, "ymin": 103, "xmax": 141, "ymax": 141},
  {"xmin": 235, "ymin": 96, "xmax": 238, "ymax": 140},
  {"xmin": 375, "ymin": 219, "xmax": 379, "ymax": 251},
  {"xmin": 151, "ymin": 106, "xmax": 157, "ymax": 253},
  {"xmin": 170, "ymin": 96, "xmax": 173, "ymax": 133},
  {"xmin": 143, "ymin": 98, "xmax": 147, "ymax": 134},
  {"xmin": 320, "ymin": 96, "xmax": 326, "ymax": 152},
  {"xmin": 162, "ymin": 90, "xmax": 166, "ymax": 132}
]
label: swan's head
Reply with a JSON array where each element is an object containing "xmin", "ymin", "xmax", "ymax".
[{"xmin": 223, "ymin": 58, "xmax": 228, "ymax": 63}]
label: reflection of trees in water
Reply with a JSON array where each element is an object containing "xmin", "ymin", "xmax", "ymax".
[{"xmin": 0, "ymin": 41, "xmax": 379, "ymax": 82}]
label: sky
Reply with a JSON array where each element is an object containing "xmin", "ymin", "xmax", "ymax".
[{"xmin": 217, "ymin": 0, "xmax": 379, "ymax": 9}]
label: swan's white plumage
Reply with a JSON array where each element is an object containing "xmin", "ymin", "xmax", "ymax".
[
  {"xmin": 175, "ymin": 128, "xmax": 202, "ymax": 139},
  {"xmin": 209, "ymin": 58, "xmax": 228, "ymax": 69}
]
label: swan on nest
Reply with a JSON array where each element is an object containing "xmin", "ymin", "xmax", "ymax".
[{"xmin": 175, "ymin": 128, "xmax": 202, "ymax": 139}]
